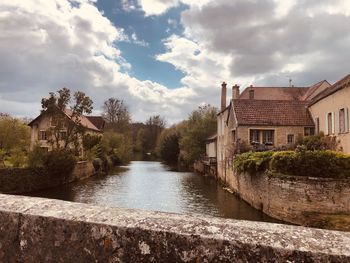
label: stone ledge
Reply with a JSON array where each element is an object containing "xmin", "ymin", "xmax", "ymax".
[{"xmin": 0, "ymin": 194, "xmax": 349, "ymax": 262}]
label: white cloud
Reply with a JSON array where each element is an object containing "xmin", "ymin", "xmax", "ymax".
[
  {"xmin": 130, "ymin": 32, "xmax": 149, "ymax": 47},
  {"xmin": 0, "ymin": 0, "xmax": 199, "ymax": 123},
  {"xmin": 137, "ymin": 0, "xmax": 211, "ymax": 16},
  {"xmin": 173, "ymin": 0, "xmax": 350, "ymax": 87}
]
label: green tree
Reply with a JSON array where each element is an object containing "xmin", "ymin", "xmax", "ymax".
[
  {"xmin": 0, "ymin": 115, "xmax": 30, "ymax": 167},
  {"xmin": 136, "ymin": 115, "xmax": 166, "ymax": 154},
  {"xmin": 41, "ymin": 87, "xmax": 93, "ymax": 151},
  {"xmin": 157, "ymin": 126, "xmax": 180, "ymax": 164},
  {"xmin": 179, "ymin": 105, "xmax": 217, "ymax": 167},
  {"xmin": 0, "ymin": 115, "xmax": 30, "ymax": 152},
  {"xmin": 100, "ymin": 131, "xmax": 132, "ymax": 165}
]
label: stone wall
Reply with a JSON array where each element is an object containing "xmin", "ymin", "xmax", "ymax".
[
  {"xmin": 0, "ymin": 194, "xmax": 349, "ymax": 262},
  {"xmin": 68, "ymin": 161, "xmax": 96, "ymax": 182},
  {"xmin": 218, "ymin": 167, "xmax": 350, "ymax": 226},
  {"xmin": 0, "ymin": 161, "xmax": 96, "ymax": 194}
]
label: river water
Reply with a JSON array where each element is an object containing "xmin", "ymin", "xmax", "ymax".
[{"xmin": 30, "ymin": 161, "xmax": 281, "ymax": 223}]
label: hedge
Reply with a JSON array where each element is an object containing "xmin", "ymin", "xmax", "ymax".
[
  {"xmin": 233, "ymin": 151, "xmax": 274, "ymax": 174},
  {"xmin": 233, "ymin": 150, "xmax": 350, "ymax": 178}
]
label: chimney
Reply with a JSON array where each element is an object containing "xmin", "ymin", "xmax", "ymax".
[
  {"xmin": 249, "ymin": 85, "xmax": 254, "ymax": 99},
  {"xmin": 221, "ymin": 82, "xmax": 227, "ymax": 111},
  {"xmin": 232, "ymin": 84, "xmax": 240, "ymax": 99}
]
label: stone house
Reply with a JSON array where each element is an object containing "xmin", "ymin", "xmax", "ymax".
[
  {"xmin": 216, "ymin": 80, "xmax": 332, "ymax": 181},
  {"xmin": 28, "ymin": 109, "xmax": 104, "ymax": 154},
  {"xmin": 308, "ymin": 74, "xmax": 350, "ymax": 153}
]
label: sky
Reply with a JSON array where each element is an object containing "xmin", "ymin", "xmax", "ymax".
[{"xmin": 0, "ymin": 0, "xmax": 350, "ymax": 124}]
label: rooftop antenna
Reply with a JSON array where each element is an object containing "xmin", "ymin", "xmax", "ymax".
[{"xmin": 286, "ymin": 76, "xmax": 293, "ymax": 87}]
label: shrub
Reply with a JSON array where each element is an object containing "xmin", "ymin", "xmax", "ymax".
[
  {"xmin": 233, "ymin": 150, "xmax": 350, "ymax": 179},
  {"xmin": 42, "ymin": 149, "xmax": 76, "ymax": 180},
  {"xmin": 296, "ymin": 132, "xmax": 340, "ymax": 151},
  {"xmin": 28, "ymin": 145, "xmax": 47, "ymax": 168},
  {"xmin": 271, "ymin": 150, "xmax": 350, "ymax": 178},
  {"xmin": 233, "ymin": 151, "xmax": 274, "ymax": 174},
  {"xmin": 83, "ymin": 134, "xmax": 101, "ymax": 151},
  {"xmin": 7, "ymin": 149, "xmax": 27, "ymax": 168},
  {"xmin": 92, "ymin": 158, "xmax": 103, "ymax": 171},
  {"xmin": 29, "ymin": 147, "xmax": 76, "ymax": 180}
]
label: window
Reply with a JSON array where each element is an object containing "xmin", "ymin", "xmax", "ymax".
[
  {"xmin": 287, "ymin": 134, "xmax": 294, "ymax": 144},
  {"xmin": 50, "ymin": 116, "xmax": 58, "ymax": 127},
  {"xmin": 304, "ymin": 127, "xmax": 315, "ymax": 136},
  {"xmin": 59, "ymin": 131, "xmax": 67, "ymax": 140},
  {"xmin": 39, "ymin": 130, "xmax": 47, "ymax": 141},
  {"xmin": 249, "ymin": 90, "xmax": 255, "ymax": 99},
  {"xmin": 232, "ymin": 130, "xmax": 236, "ymax": 142},
  {"xmin": 262, "ymin": 130, "xmax": 274, "ymax": 144},
  {"xmin": 250, "ymin": 130, "xmax": 260, "ymax": 144},
  {"xmin": 339, "ymin": 108, "xmax": 346, "ymax": 133},
  {"xmin": 315, "ymin": 117, "xmax": 320, "ymax": 135},
  {"xmin": 327, "ymin": 112, "xmax": 333, "ymax": 135}
]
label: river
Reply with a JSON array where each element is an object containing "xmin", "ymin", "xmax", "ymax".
[{"xmin": 30, "ymin": 161, "xmax": 281, "ymax": 223}]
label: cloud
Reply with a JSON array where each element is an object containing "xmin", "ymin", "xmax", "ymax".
[
  {"xmin": 0, "ymin": 0, "xmax": 198, "ymax": 123},
  {"xmin": 130, "ymin": 33, "xmax": 149, "ymax": 47},
  {"xmin": 164, "ymin": 0, "xmax": 350, "ymax": 87},
  {"xmin": 136, "ymin": 0, "xmax": 211, "ymax": 16}
]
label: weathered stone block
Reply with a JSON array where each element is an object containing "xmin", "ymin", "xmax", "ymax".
[{"xmin": 0, "ymin": 194, "xmax": 349, "ymax": 262}]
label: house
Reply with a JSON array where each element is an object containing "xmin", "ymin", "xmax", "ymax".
[
  {"xmin": 205, "ymin": 133, "xmax": 217, "ymax": 159},
  {"xmin": 308, "ymin": 74, "xmax": 350, "ymax": 152},
  {"xmin": 28, "ymin": 108, "xmax": 104, "ymax": 154},
  {"xmin": 216, "ymin": 80, "xmax": 331, "ymax": 181}
]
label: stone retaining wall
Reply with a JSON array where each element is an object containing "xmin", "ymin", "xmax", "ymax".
[
  {"xmin": 0, "ymin": 161, "xmax": 96, "ymax": 194},
  {"xmin": 218, "ymin": 165, "xmax": 350, "ymax": 226},
  {"xmin": 0, "ymin": 194, "xmax": 349, "ymax": 262}
]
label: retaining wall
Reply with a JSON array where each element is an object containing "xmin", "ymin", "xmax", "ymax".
[
  {"xmin": 218, "ymin": 166, "xmax": 350, "ymax": 226},
  {"xmin": 0, "ymin": 194, "xmax": 349, "ymax": 262},
  {"xmin": 0, "ymin": 161, "xmax": 96, "ymax": 194}
]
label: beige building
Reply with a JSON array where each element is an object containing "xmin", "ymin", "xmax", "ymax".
[
  {"xmin": 309, "ymin": 74, "xmax": 350, "ymax": 153},
  {"xmin": 28, "ymin": 109, "xmax": 104, "ymax": 153},
  {"xmin": 216, "ymin": 80, "xmax": 332, "ymax": 180}
]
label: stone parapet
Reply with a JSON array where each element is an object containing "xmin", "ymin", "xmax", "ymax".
[{"xmin": 0, "ymin": 194, "xmax": 349, "ymax": 262}]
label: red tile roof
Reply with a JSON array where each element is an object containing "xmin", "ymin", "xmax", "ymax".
[
  {"xmin": 309, "ymin": 74, "xmax": 350, "ymax": 106},
  {"xmin": 239, "ymin": 86, "xmax": 308, "ymax": 101},
  {"xmin": 63, "ymin": 109, "xmax": 102, "ymax": 132},
  {"xmin": 28, "ymin": 109, "xmax": 103, "ymax": 133},
  {"xmin": 86, "ymin": 116, "xmax": 105, "ymax": 131},
  {"xmin": 232, "ymin": 99, "xmax": 314, "ymax": 126},
  {"xmin": 301, "ymin": 80, "xmax": 330, "ymax": 101}
]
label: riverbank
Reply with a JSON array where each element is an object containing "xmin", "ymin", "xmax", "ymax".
[
  {"xmin": 215, "ymin": 162, "xmax": 350, "ymax": 231},
  {"xmin": 0, "ymin": 161, "xmax": 96, "ymax": 194}
]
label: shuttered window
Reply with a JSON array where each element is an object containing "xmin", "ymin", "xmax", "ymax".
[
  {"xmin": 327, "ymin": 112, "xmax": 333, "ymax": 135},
  {"xmin": 339, "ymin": 108, "xmax": 349, "ymax": 133}
]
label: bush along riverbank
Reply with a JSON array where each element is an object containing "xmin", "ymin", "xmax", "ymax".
[
  {"xmin": 0, "ymin": 148, "xmax": 98, "ymax": 194},
  {"xmin": 230, "ymin": 147, "xmax": 350, "ymax": 231}
]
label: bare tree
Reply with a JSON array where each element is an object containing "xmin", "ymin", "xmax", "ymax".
[{"xmin": 102, "ymin": 98, "xmax": 131, "ymax": 133}]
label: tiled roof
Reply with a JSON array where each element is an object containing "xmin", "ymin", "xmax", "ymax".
[
  {"xmin": 301, "ymin": 80, "xmax": 330, "ymax": 101},
  {"xmin": 239, "ymin": 86, "xmax": 308, "ymax": 101},
  {"xmin": 232, "ymin": 99, "xmax": 314, "ymax": 126},
  {"xmin": 86, "ymin": 116, "xmax": 105, "ymax": 131},
  {"xmin": 63, "ymin": 109, "xmax": 102, "ymax": 132},
  {"xmin": 309, "ymin": 74, "xmax": 350, "ymax": 106}
]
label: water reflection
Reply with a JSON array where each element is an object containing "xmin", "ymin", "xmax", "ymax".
[{"xmin": 29, "ymin": 161, "xmax": 281, "ymax": 223}]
